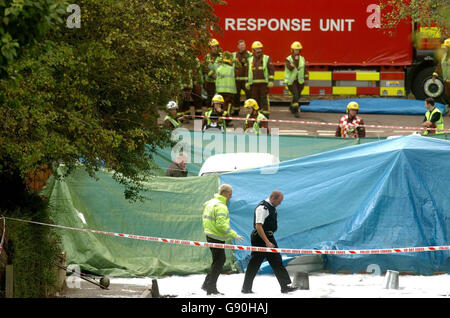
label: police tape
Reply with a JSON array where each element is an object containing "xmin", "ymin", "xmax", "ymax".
[
  {"xmin": 1, "ymin": 216, "xmax": 449, "ymax": 255},
  {"xmin": 192, "ymin": 115, "xmax": 450, "ymax": 133}
]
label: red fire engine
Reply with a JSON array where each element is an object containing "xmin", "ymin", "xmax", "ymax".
[{"xmin": 210, "ymin": 0, "xmax": 444, "ymax": 101}]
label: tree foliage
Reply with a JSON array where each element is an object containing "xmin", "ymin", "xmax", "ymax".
[
  {"xmin": 0, "ymin": 0, "xmax": 221, "ymax": 201},
  {"xmin": 0, "ymin": 0, "xmax": 68, "ymax": 67},
  {"xmin": 379, "ymin": 0, "xmax": 449, "ymax": 38}
]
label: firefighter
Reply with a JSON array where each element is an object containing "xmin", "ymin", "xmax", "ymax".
[
  {"xmin": 243, "ymin": 98, "xmax": 269, "ymax": 134},
  {"xmin": 215, "ymin": 51, "xmax": 237, "ymax": 119},
  {"xmin": 432, "ymin": 38, "xmax": 450, "ymax": 106},
  {"xmin": 422, "ymin": 97, "xmax": 445, "ymax": 135},
  {"xmin": 284, "ymin": 41, "xmax": 308, "ymax": 118},
  {"xmin": 203, "ymin": 94, "xmax": 228, "ymax": 131},
  {"xmin": 163, "ymin": 100, "xmax": 183, "ymax": 129},
  {"xmin": 246, "ymin": 41, "xmax": 275, "ymax": 118},
  {"xmin": 335, "ymin": 101, "xmax": 366, "ymax": 138},
  {"xmin": 202, "ymin": 38, "xmax": 222, "ymax": 107},
  {"xmin": 232, "ymin": 40, "xmax": 252, "ymax": 115}
]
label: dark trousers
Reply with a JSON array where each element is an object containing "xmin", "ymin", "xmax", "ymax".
[
  {"xmin": 288, "ymin": 81, "xmax": 305, "ymax": 113},
  {"xmin": 192, "ymin": 83, "xmax": 204, "ymax": 116},
  {"xmin": 234, "ymin": 80, "xmax": 251, "ymax": 114},
  {"xmin": 444, "ymin": 81, "xmax": 450, "ymax": 105},
  {"xmin": 242, "ymin": 230, "xmax": 291, "ymax": 291},
  {"xmin": 203, "ymin": 236, "xmax": 226, "ymax": 293},
  {"xmin": 204, "ymin": 82, "xmax": 216, "ymax": 107},
  {"xmin": 250, "ymin": 83, "xmax": 270, "ymax": 116}
]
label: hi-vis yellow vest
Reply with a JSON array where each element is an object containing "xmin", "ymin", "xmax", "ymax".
[
  {"xmin": 424, "ymin": 107, "xmax": 444, "ymax": 135},
  {"xmin": 284, "ymin": 55, "xmax": 305, "ymax": 85},
  {"xmin": 202, "ymin": 194, "xmax": 237, "ymax": 241},
  {"xmin": 164, "ymin": 115, "xmax": 181, "ymax": 129},
  {"xmin": 245, "ymin": 112, "xmax": 267, "ymax": 134},
  {"xmin": 248, "ymin": 55, "xmax": 269, "ymax": 84}
]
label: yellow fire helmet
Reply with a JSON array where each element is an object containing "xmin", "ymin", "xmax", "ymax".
[
  {"xmin": 209, "ymin": 38, "xmax": 220, "ymax": 47},
  {"xmin": 244, "ymin": 98, "xmax": 259, "ymax": 110},
  {"xmin": 251, "ymin": 41, "xmax": 263, "ymax": 50},
  {"xmin": 291, "ymin": 41, "xmax": 303, "ymax": 50},
  {"xmin": 346, "ymin": 101, "xmax": 359, "ymax": 113},
  {"xmin": 211, "ymin": 94, "xmax": 225, "ymax": 105},
  {"xmin": 442, "ymin": 38, "xmax": 450, "ymax": 48}
]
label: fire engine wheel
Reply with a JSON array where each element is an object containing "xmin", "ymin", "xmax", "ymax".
[
  {"xmin": 412, "ymin": 66, "xmax": 444, "ymax": 100},
  {"xmin": 423, "ymin": 78, "xmax": 444, "ymax": 99}
]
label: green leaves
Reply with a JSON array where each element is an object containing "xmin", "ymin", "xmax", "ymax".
[
  {"xmin": 0, "ymin": 0, "xmax": 219, "ymax": 201},
  {"xmin": 379, "ymin": 0, "xmax": 449, "ymax": 38}
]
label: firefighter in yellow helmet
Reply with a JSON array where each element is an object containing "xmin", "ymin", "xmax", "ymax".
[
  {"xmin": 202, "ymin": 94, "xmax": 228, "ymax": 131},
  {"xmin": 284, "ymin": 41, "xmax": 308, "ymax": 118},
  {"xmin": 432, "ymin": 38, "xmax": 450, "ymax": 105},
  {"xmin": 243, "ymin": 98, "xmax": 270, "ymax": 134},
  {"xmin": 335, "ymin": 101, "xmax": 366, "ymax": 138},
  {"xmin": 245, "ymin": 41, "xmax": 275, "ymax": 118},
  {"xmin": 202, "ymin": 38, "xmax": 223, "ymax": 106},
  {"xmin": 215, "ymin": 51, "xmax": 237, "ymax": 119}
]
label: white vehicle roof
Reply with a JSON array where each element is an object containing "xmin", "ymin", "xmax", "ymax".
[{"xmin": 198, "ymin": 152, "xmax": 280, "ymax": 176}]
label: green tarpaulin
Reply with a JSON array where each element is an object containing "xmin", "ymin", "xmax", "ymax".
[{"xmin": 46, "ymin": 166, "xmax": 236, "ymax": 277}]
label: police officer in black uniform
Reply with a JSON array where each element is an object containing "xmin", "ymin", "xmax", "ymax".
[{"xmin": 241, "ymin": 190, "xmax": 297, "ymax": 294}]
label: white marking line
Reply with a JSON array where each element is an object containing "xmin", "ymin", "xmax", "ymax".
[
  {"xmin": 393, "ymin": 130, "xmax": 418, "ymax": 133},
  {"xmin": 279, "ymin": 129, "xmax": 308, "ymax": 133}
]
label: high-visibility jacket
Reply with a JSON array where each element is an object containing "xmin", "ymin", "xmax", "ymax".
[
  {"xmin": 164, "ymin": 115, "xmax": 182, "ymax": 129},
  {"xmin": 424, "ymin": 107, "xmax": 444, "ymax": 135},
  {"xmin": 248, "ymin": 55, "xmax": 270, "ymax": 84},
  {"xmin": 215, "ymin": 63, "xmax": 237, "ymax": 94},
  {"xmin": 244, "ymin": 112, "xmax": 267, "ymax": 134},
  {"xmin": 202, "ymin": 194, "xmax": 237, "ymax": 241},
  {"xmin": 204, "ymin": 109, "xmax": 228, "ymax": 129},
  {"xmin": 284, "ymin": 55, "xmax": 306, "ymax": 85}
]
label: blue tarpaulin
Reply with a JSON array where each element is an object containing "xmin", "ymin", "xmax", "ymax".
[
  {"xmin": 221, "ymin": 135, "xmax": 450, "ymax": 274},
  {"xmin": 302, "ymin": 98, "xmax": 448, "ymax": 115}
]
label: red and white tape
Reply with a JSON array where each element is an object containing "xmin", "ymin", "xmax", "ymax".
[
  {"xmin": 192, "ymin": 115, "xmax": 450, "ymax": 133},
  {"xmin": 2, "ymin": 216, "xmax": 449, "ymax": 255}
]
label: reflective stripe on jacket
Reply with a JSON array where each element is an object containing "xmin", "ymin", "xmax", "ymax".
[
  {"xmin": 248, "ymin": 55, "xmax": 269, "ymax": 84},
  {"xmin": 284, "ymin": 55, "xmax": 305, "ymax": 85},
  {"xmin": 215, "ymin": 64, "xmax": 237, "ymax": 94},
  {"xmin": 164, "ymin": 115, "xmax": 181, "ymax": 129}
]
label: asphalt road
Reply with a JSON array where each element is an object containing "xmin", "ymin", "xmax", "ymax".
[{"xmin": 177, "ymin": 104, "xmax": 450, "ymax": 138}]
